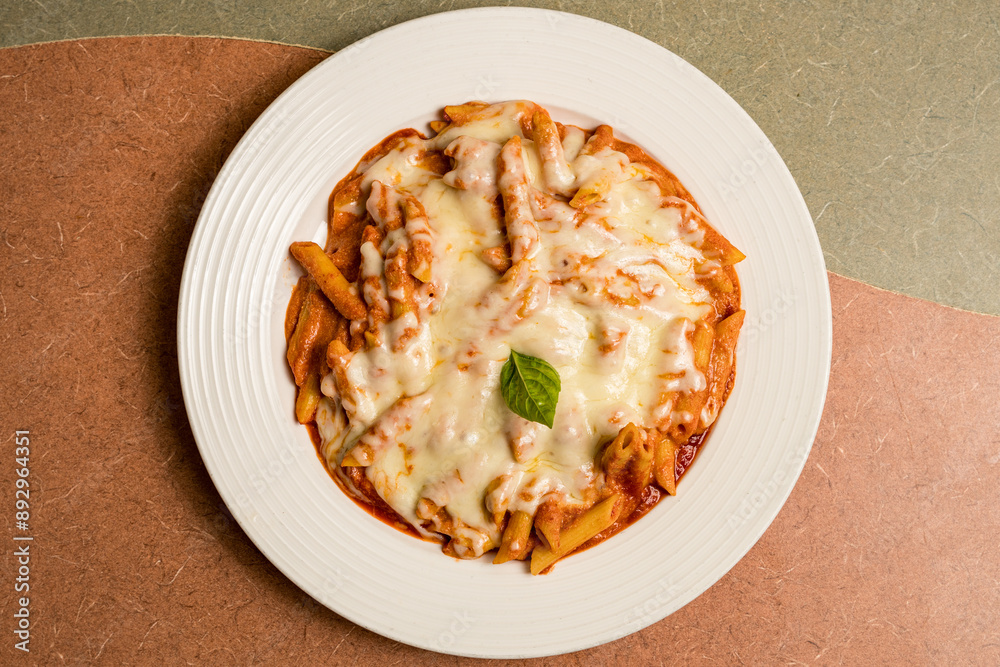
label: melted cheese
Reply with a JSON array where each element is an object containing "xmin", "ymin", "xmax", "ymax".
[{"xmin": 316, "ymin": 102, "xmax": 714, "ymax": 556}]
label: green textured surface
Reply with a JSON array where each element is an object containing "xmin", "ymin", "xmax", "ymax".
[{"xmin": 2, "ymin": 0, "xmax": 999, "ymax": 314}]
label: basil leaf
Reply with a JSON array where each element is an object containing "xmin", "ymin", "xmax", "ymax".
[{"xmin": 500, "ymin": 350, "xmax": 561, "ymax": 429}]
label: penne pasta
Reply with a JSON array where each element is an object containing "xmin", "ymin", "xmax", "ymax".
[
  {"xmin": 668, "ymin": 318, "xmax": 712, "ymax": 441},
  {"xmin": 367, "ymin": 180, "xmax": 404, "ymax": 232},
  {"xmin": 289, "ymin": 241, "xmax": 367, "ymax": 321},
  {"xmin": 494, "ymin": 510, "xmax": 533, "ymax": 564},
  {"xmin": 716, "ymin": 308, "xmax": 746, "ymax": 345},
  {"xmin": 383, "ymin": 242, "xmax": 415, "ymax": 318},
  {"xmin": 332, "ymin": 311, "xmax": 351, "ymax": 349},
  {"xmin": 579, "ymin": 124, "xmax": 614, "ymax": 156},
  {"xmin": 358, "ymin": 225, "xmax": 389, "ymax": 347},
  {"xmin": 532, "ymin": 498, "xmax": 565, "ymax": 552},
  {"xmin": 326, "ymin": 174, "xmax": 365, "ymax": 272},
  {"xmin": 295, "ymin": 371, "xmax": 322, "ymax": 424},
  {"xmin": 442, "ymin": 135, "xmax": 502, "ymax": 197},
  {"xmin": 709, "ymin": 270, "xmax": 735, "ymax": 293},
  {"xmin": 692, "ymin": 320, "xmax": 715, "ymax": 372},
  {"xmin": 401, "ymin": 196, "xmax": 435, "ymax": 283},
  {"xmin": 568, "ymin": 127, "xmax": 628, "ymax": 209},
  {"xmin": 703, "ymin": 226, "xmax": 746, "ymax": 266},
  {"xmin": 531, "ymin": 109, "xmax": 575, "ymax": 197},
  {"xmin": 341, "ymin": 442, "xmax": 373, "ymax": 467},
  {"xmin": 442, "ymin": 101, "xmax": 489, "ymax": 124},
  {"xmin": 480, "ymin": 244, "xmax": 513, "ymax": 274},
  {"xmin": 600, "ymin": 423, "xmax": 644, "ymax": 479},
  {"xmin": 497, "ymin": 135, "xmax": 540, "ymax": 263},
  {"xmin": 530, "ymin": 494, "xmax": 622, "ymax": 575},
  {"xmin": 600, "ymin": 423, "xmax": 654, "ymax": 495},
  {"xmin": 285, "ymin": 100, "xmax": 744, "ymax": 572},
  {"xmin": 569, "ymin": 174, "xmax": 615, "ymax": 209},
  {"xmin": 670, "ymin": 389, "xmax": 709, "ymax": 442},
  {"xmin": 653, "ymin": 432, "xmax": 679, "ymax": 495},
  {"xmin": 286, "ymin": 284, "xmax": 338, "ymax": 387},
  {"xmin": 325, "ymin": 339, "xmax": 352, "ymax": 396},
  {"xmin": 700, "ymin": 310, "xmax": 745, "ymax": 430},
  {"xmin": 284, "ymin": 276, "xmax": 309, "ymax": 343},
  {"xmin": 367, "ymin": 181, "xmax": 437, "ymax": 324}
]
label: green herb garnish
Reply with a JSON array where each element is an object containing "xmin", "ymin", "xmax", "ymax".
[{"xmin": 499, "ymin": 350, "xmax": 561, "ymax": 428}]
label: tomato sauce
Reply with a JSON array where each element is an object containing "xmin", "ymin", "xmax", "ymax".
[{"xmin": 309, "ymin": 419, "xmax": 714, "ymax": 558}]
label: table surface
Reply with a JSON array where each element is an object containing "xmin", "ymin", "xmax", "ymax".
[{"xmin": 1, "ymin": 3, "xmax": 998, "ymax": 664}]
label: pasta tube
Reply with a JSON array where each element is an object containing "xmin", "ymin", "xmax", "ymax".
[
  {"xmin": 709, "ymin": 270, "xmax": 735, "ymax": 293},
  {"xmin": 443, "ymin": 135, "xmax": 502, "ymax": 197},
  {"xmin": 700, "ymin": 310, "xmax": 745, "ymax": 430},
  {"xmin": 579, "ymin": 124, "xmax": 614, "ymax": 156},
  {"xmin": 531, "ymin": 109, "xmax": 574, "ymax": 197},
  {"xmin": 530, "ymin": 494, "xmax": 621, "ymax": 575},
  {"xmin": 670, "ymin": 320, "xmax": 712, "ymax": 440},
  {"xmin": 670, "ymin": 391, "xmax": 709, "ymax": 441},
  {"xmin": 367, "ymin": 180, "xmax": 404, "ymax": 232},
  {"xmin": 532, "ymin": 499, "xmax": 565, "ymax": 552},
  {"xmin": 443, "ymin": 101, "xmax": 489, "ymax": 124},
  {"xmin": 358, "ymin": 225, "xmax": 389, "ymax": 348},
  {"xmin": 480, "ymin": 244, "xmax": 512, "ymax": 274},
  {"xmin": 568, "ymin": 127, "xmax": 628, "ymax": 209},
  {"xmin": 600, "ymin": 423, "xmax": 652, "ymax": 485},
  {"xmin": 328, "ymin": 174, "xmax": 363, "ymax": 250},
  {"xmin": 497, "ymin": 135, "xmax": 540, "ymax": 263},
  {"xmin": 692, "ymin": 320, "xmax": 715, "ymax": 372},
  {"xmin": 401, "ymin": 196, "xmax": 434, "ymax": 283},
  {"xmin": 705, "ymin": 227, "xmax": 746, "ymax": 266},
  {"xmin": 494, "ymin": 511, "xmax": 533, "ymax": 564},
  {"xmin": 295, "ymin": 371, "xmax": 322, "ymax": 424},
  {"xmin": 368, "ymin": 181, "xmax": 436, "ymax": 317},
  {"xmin": 289, "ymin": 241, "xmax": 367, "ymax": 321},
  {"xmin": 286, "ymin": 284, "xmax": 337, "ymax": 387},
  {"xmin": 653, "ymin": 433, "xmax": 679, "ymax": 495},
  {"xmin": 284, "ymin": 276, "xmax": 309, "ymax": 343},
  {"xmin": 325, "ymin": 339, "xmax": 352, "ymax": 398}
]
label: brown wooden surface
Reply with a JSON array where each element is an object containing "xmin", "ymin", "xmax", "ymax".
[{"xmin": 1, "ymin": 37, "xmax": 998, "ymax": 664}]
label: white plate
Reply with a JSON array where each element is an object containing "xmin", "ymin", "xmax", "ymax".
[{"xmin": 178, "ymin": 7, "xmax": 831, "ymax": 658}]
